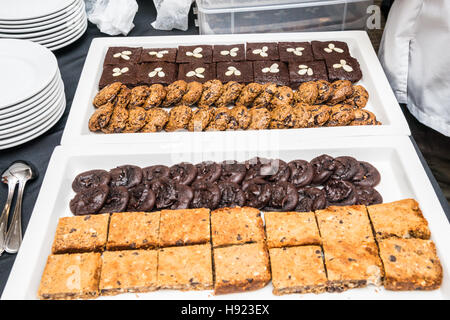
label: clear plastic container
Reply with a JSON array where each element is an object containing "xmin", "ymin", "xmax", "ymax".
[{"xmin": 196, "ymin": 0, "xmax": 374, "ymax": 35}]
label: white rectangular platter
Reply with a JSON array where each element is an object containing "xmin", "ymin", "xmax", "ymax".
[
  {"xmin": 61, "ymin": 31, "xmax": 411, "ymax": 146},
  {"xmin": 2, "ymin": 135, "xmax": 449, "ymax": 300}
]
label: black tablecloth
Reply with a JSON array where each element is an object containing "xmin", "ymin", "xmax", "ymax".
[{"xmin": 0, "ymin": 0, "xmax": 449, "ymax": 297}]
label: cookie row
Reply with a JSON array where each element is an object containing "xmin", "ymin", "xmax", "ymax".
[{"xmin": 69, "ymin": 155, "xmax": 382, "ymax": 216}]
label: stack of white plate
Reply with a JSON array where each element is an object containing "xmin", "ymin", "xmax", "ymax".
[
  {"xmin": 0, "ymin": 0, "xmax": 87, "ymax": 51},
  {"xmin": 0, "ymin": 39, "xmax": 66, "ymax": 150}
]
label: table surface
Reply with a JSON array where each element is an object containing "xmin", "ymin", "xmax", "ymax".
[{"xmin": 0, "ymin": 0, "xmax": 449, "ymax": 297}]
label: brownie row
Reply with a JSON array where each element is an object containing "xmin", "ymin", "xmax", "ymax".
[
  {"xmin": 69, "ymin": 155, "xmax": 382, "ymax": 216},
  {"xmin": 99, "ymin": 41, "xmax": 362, "ymax": 89}
]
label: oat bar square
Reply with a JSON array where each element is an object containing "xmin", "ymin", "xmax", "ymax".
[
  {"xmin": 211, "ymin": 207, "xmax": 265, "ymax": 248},
  {"xmin": 269, "ymin": 246, "xmax": 327, "ymax": 295},
  {"xmin": 213, "ymin": 243, "xmax": 271, "ymax": 295},
  {"xmin": 367, "ymin": 199, "xmax": 431, "ymax": 240},
  {"xmin": 264, "ymin": 211, "xmax": 321, "ymax": 248},
  {"xmin": 99, "ymin": 249, "xmax": 158, "ymax": 296},
  {"xmin": 159, "ymin": 208, "xmax": 210, "ymax": 247},
  {"xmin": 38, "ymin": 252, "xmax": 102, "ymax": 300},
  {"xmin": 378, "ymin": 238, "xmax": 443, "ymax": 291},
  {"xmin": 51, "ymin": 214, "xmax": 109, "ymax": 254},
  {"xmin": 106, "ymin": 211, "xmax": 160, "ymax": 250},
  {"xmin": 157, "ymin": 244, "xmax": 213, "ymax": 290}
]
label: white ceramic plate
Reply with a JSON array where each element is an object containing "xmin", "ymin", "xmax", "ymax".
[
  {"xmin": 0, "ymin": 39, "xmax": 58, "ymax": 108},
  {"xmin": 36, "ymin": 16, "xmax": 87, "ymax": 45},
  {"xmin": 0, "ymin": 0, "xmax": 75, "ymax": 21},
  {"xmin": 0, "ymin": 73, "xmax": 60, "ymax": 118},
  {"xmin": 44, "ymin": 18, "xmax": 87, "ymax": 51},
  {"xmin": 0, "ymin": 0, "xmax": 81, "ymax": 28},
  {"xmin": 0, "ymin": 7, "xmax": 85, "ymax": 39},
  {"xmin": 61, "ymin": 31, "xmax": 411, "ymax": 147},
  {"xmin": 0, "ymin": 97, "xmax": 65, "ymax": 149},
  {"xmin": 0, "ymin": 81, "xmax": 64, "ymax": 131},
  {"xmin": 1, "ymin": 135, "xmax": 449, "ymax": 299}
]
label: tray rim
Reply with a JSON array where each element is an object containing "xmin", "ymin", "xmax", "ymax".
[
  {"xmin": 2, "ymin": 135, "xmax": 449, "ymax": 300},
  {"xmin": 61, "ymin": 31, "xmax": 411, "ymax": 146}
]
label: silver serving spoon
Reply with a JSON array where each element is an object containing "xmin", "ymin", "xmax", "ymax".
[
  {"xmin": 0, "ymin": 166, "xmax": 18, "ymax": 256},
  {"xmin": 4, "ymin": 161, "xmax": 37, "ymax": 254}
]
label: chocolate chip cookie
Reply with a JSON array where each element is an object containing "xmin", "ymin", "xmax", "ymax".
[
  {"xmin": 294, "ymin": 81, "xmax": 318, "ymax": 105},
  {"xmin": 214, "ymin": 81, "xmax": 243, "ymax": 108},
  {"xmin": 327, "ymin": 104, "xmax": 355, "ymax": 127},
  {"xmin": 248, "ymin": 107, "xmax": 271, "ymax": 130},
  {"xmin": 237, "ymin": 82, "xmax": 263, "ymax": 107},
  {"xmin": 93, "ymin": 82, "xmax": 122, "ymax": 108},
  {"xmin": 165, "ymin": 104, "xmax": 192, "ymax": 132},
  {"xmin": 162, "ymin": 80, "xmax": 188, "ymax": 107},
  {"xmin": 181, "ymin": 81, "xmax": 203, "ymax": 106},
  {"xmin": 140, "ymin": 107, "xmax": 169, "ymax": 132},
  {"xmin": 188, "ymin": 107, "xmax": 214, "ymax": 132},
  {"xmin": 198, "ymin": 79, "xmax": 223, "ymax": 108}
]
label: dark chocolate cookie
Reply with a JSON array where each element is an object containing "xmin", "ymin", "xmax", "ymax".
[
  {"xmin": 127, "ymin": 184, "xmax": 156, "ymax": 212},
  {"xmin": 72, "ymin": 169, "xmax": 111, "ymax": 193},
  {"xmin": 99, "ymin": 186, "xmax": 130, "ymax": 214},
  {"xmin": 265, "ymin": 181, "xmax": 298, "ymax": 212},
  {"xmin": 310, "ymin": 154, "xmax": 336, "ymax": 185},
  {"xmin": 169, "ymin": 162, "xmax": 198, "ymax": 185},
  {"xmin": 217, "ymin": 182, "xmax": 246, "ymax": 208},
  {"xmin": 324, "ymin": 180, "xmax": 357, "ymax": 206},
  {"xmin": 150, "ymin": 178, "xmax": 193, "ymax": 209},
  {"xmin": 243, "ymin": 157, "xmax": 271, "ymax": 181},
  {"xmin": 219, "ymin": 160, "xmax": 247, "ymax": 184},
  {"xmin": 142, "ymin": 165, "xmax": 170, "ymax": 183},
  {"xmin": 190, "ymin": 181, "xmax": 221, "ymax": 210},
  {"xmin": 288, "ymin": 160, "xmax": 314, "ymax": 188},
  {"xmin": 70, "ymin": 185, "xmax": 109, "ymax": 215},
  {"xmin": 110, "ymin": 165, "xmax": 143, "ymax": 189},
  {"xmin": 260, "ymin": 159, "xmax": 291, "ymax": 183},
  {"xmin": 296, "ymin": 187, "xmax": 326, "ymax": 212},
  {"xmin": 331, "ymin": 156, "xmax": 360, "ymax": 181},
  {"xmin": 355, "ymin": 186, "xmax": 383, "ymax": 206},
  {"xmin": 352, "ymin": 161, "xmax": 381, "ymax": 187},
  {"xmin": 243, "ymin": 178, "xmax": 272, "ymax": 209},
  {"xmin": 195, "ymin": 161, "xmax": 222, "ymax": 183}
]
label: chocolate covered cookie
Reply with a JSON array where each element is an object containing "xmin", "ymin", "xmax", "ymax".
[
  {"xmin": 310, "ymin": 154, "xmax": 336, "ymax": 185},
  {"xmin": 265, "ymin": 181, "xmax": 298, "ymax": 212},
  {"xmin": 143, "ymin": 165, "xmax": 170, "ymax": 183},
  {"xmin": 355, "ymin": 186, "xmax": 382, "ymax": 206},
  {"xmin": 219, "ymin": 161, "xmax": 247, "ymax": 184},
  {"xmin": 127, "ymin": 184, "xmax": 156, "ymax": 212},
  {"xmin": 296, "ymin": 187, "xmax": 326, "ymax": 212},
  {"xmin": 288, "ymin": 160, "xmax": 314, "ymax": 188},
  {"xmin": 72, "ymin": 170, "xmax": 111, "ymax": 193},
  {"xmin": 169, "ymin": 162, "xmax": 198, "ymax": 185},
  {"xmin": 217, "ymin": 182, "xmax": 246, "ymax": 208},
  {"xmin": 110, "ymin": 165, "xmax": 143, "ymax": 189},
  {"xmin": 191, "ymin": 181, "xmax": 221, "ymax": 210},
  {"xmin": 99, "ymin": 186, "xmax": 130, "ymax": 213},
  {"xmin": 195, "ymin": 161, "xmax": 222, "ymax": 183},
  {"xmin": 70, "ymin": 185, "xmax": 109, "ymax": 215},
  {"xmin": 324, "ymin": 180, "xmax": 358, "ymax": 206}
]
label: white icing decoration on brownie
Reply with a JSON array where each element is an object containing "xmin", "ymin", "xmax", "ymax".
[
  {"xmin": 112, "ymin": 67, "xmax": 129, "ymax": 77},
  {"xmin": 185, "ymin": 47, "xmax": 203, "ymax": 58},
  {"xmin": 148, "ymin": 67, "xmax": 165, "ymax": 78},
  {"xmin": 286, "ymin": 47, "xmax": 305, "ymax": 56},
  {"xmin": 332, "ymin": 59, "xmax": 353, "ymax": 72},
  {"xmin": 112, "ymin": 50, "xmax": 132, "ymax": 60},
  {"xmin": 148, "ymin": 50, "xmax": 169, "ymax": 58},
  {"xmin": 261, "ymin": 63, "xmax": 279, "ymax": 73},
  {"xmin": 298, "ymin": 64, "xmax": 313, "ymax": 76},
  {"xmin": 224, "ymin": 66, "xmax": 241, "ymax": 76},
  {"xmin": 186, "ymin": 67, "xmax": 205, "ymax": 78},
  {"xmin": 252, "ymin": 46, "xmax": 269, "ymax": 57},
  {"xmin": 324, "ymin": 43, "xmax": 344, "ymax": 54},
  {"xmin": 220, "ymin": 47, "xmax": 239, "ymax": 57}
]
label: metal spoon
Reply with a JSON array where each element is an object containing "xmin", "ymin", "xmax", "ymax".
[
  {"xmin": 4, "ymin": 161, "xmax": 37, "ymax": 254},
  {"xmin": 0, "ymin": 166, "xmax": 18, "ymax": 256}
]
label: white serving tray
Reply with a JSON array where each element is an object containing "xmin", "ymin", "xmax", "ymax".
[
  {"xmin": 2, "ymin": 135, "xmax": 449, "ymax": 300},
  {"xmin": 61, "ymin": 31, "xmax": 411, "ymax": 146}
]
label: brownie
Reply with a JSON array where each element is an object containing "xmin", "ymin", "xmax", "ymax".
[
  {"xmin": 213, "ymin": 44, "xmax": 246, "ymax": 62},
  {"xmin": 279, "ymin": 42, "xmax": 314, "ymax": 63},
  {"xmin": 99, "ymin": 250, "xmax": 158, "ymax": 296},
  {"xmin": 323, "ymin": 241, "xmax": 383, "ymax": 293},
  {"xmin": 288, "ymin": 60, "xmax": 328, "ymax": 87},
  {"xmin": 99, "ymin": 63, "xmax": 137, "ymax": 89},
  {"xmin": 157, "ymin": 244, "xmax": 213, "ymax": 290},
  {"xmin": 253, "ymin": 61, "xmax": 289, "ymax": 86},
  {"xmin": 367, "ymin": 199, "xmax": 431, "ymax": 240},
  {"xmin": 139, "ymin": 47, "xmax": 177, "ymax": 63},
  {"xmin": 178, "ymin": 63, "xmax": 216, "ymax": 83},
  {"xmin": 246, "ymin": 42, "xmax": 279, "ymax": 61},
  {"xmin": 176, "ymin": 45, "xmax": 213, "ymax": 63},
  {"xmin": 51, "ymin": 214, "xmax": 109, "ymax": 254},
  {"xmin": 211, "ymin": 207, "xmax": 265, "ymax": 248},
  {"xmin": 264, "ymin": 211, "xmax": 321, "ymax": 248},
  {"xmin": 159, "ymin": 208, "xmax": 211, "ymax": 247},
  {"xmin": 216, "ymin": 61, "xmax": 254, "ymax": 83},
  {"xmin": 38, "ymin": 253, "xmax": 102, "ymax": 300},
  {"xmin": 378, "ymin": 238, "xmax": 443, "ymax": 291},
  {"xmin": 269, "ymin": 246, "xmax": 327, "ymax": 295},
  {"xmin": 106, "ymin": 211, "xmax": 160, "ymax": 250},
  {"xmin": 325, "ymin": 56, "xmax": 363, "ymax": 83},
  {"xmin": 136, "ymin": 62, "xmax": 177, "ymax": 86},
  {"xmin": 104, "ymin": 46, "xmax": 143, "ymax": 65},
  {"xmin": 315, "ymin": 205, "xmax": 375, "ymax": 245},
  {"xmin": 213, "ymin": 243, "xmax": 271, "ymax": 295},
  {"xmin": 311, "ymin": 41, "xmax": 350, "ymax": 60}
]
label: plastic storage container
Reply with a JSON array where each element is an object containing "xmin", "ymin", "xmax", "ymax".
[{"xmin": 196, "ymin": 0, "xmax": 374, "ymax": 35}]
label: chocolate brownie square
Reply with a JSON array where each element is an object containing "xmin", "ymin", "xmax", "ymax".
[
  {"xmin": 104, "ymin": 46, "xmax": 142, "ymax": 65},
  {"xmin": 246, "ymin": 42, "xmax": 279, "ymax": 61},
  {"xmin": 325, "ymin": 56, "xmax": 363, "ymax": 83},
  {"xmin": 253, "ymin": 61, "xmax": 289, "ymax": 86},
  {"xmin": 279, "ymin": 42, "xmax": 314, "ymax": 63},
  {"xmin": 178, "ymin": 63, "xmax": 216, "ymax": 83},
  {"xmin": 288, "ymin": 60, "xmax": 328, "ymax": 87},
  {"xmin": 213, "ymin": 44, "xmax": 245, "ymax": 62},
  {"xmin": 176, "ymin": 45, "xmax": 213, "ymax": 63},
  {"xmin": 311, "ymin": 41, "xmax": 350, "ymax": 60},
  {"xmin": 216, "ymin": 61, "xmax": 253, "ymax": 83},
  {"xmin": 136, "ymin": 62, "xmax": 177, "ymax": 86},
  {"xmin": 139, "ymin": 47, "xmax": 177, "ymax": 63},
  {"xmin": 99, "ymin": 63, "xmax": 137, "ymax": 89}
]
